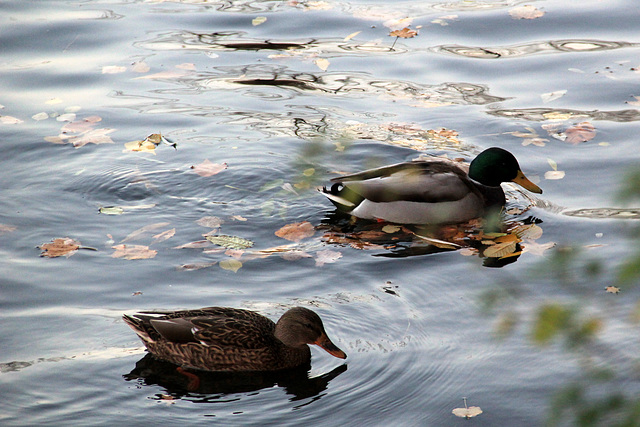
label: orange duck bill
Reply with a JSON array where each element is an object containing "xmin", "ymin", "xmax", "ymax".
[
  {"xmin": 512, "ymin": 170, "xmax": 543, "ymax": 194},
  {"xmin": 315, "ymin": 332, "xmax": 347, "ymax": 359}
]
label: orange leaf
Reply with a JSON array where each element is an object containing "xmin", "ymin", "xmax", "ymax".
[
  {"xmin": 389, "ymin": 27, "xmax": 418, "ymax": 38},
  {"xmin": 111, "ymin": 244, "xmax": 157, "ymax": 260},
  {"xmin": 39, "ymin": 237, "xmax": 81, "ymax": 258},
  {"xmin": 275, "ymin": 221, "xmax": 315, "ymax": 242}
]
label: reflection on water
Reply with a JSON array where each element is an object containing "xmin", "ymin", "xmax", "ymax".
[
  {"xmin": 488, "ymin": 107, "xmax": 640, "ymax": 123},
  {"xmin": 125, "ymin": 63, "xmax": 507, "ymax": 106},
  {"xmin": 136, "ymin": 31, "xmax": 397, "ymax": 54},
  {"xmin": 319, "ymin": 209, "xmax": 549, "ymax": 268},
  {"xmin": 434, "ymin": 39, "xmax": 638, "ymax": 59},
  {"xmin": 124, "ymin": 353, "xmax": 347, "ymax": 402}
]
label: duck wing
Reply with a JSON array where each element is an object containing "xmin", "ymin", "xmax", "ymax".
[
  {"xmin": 130, "ymin": 307, "xmax": 277, "ymax": 349},
  {"xmin": 332, "ymin": 160, "xmax": 477, "ymax": 203}
]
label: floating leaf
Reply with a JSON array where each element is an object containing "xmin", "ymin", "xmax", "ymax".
[
  {"xmin": 99, "ymin": 206, "xmax": 125, "ymax": 215},
  {"xmin": 522, "ymin": 241, "xmax": 556, "ymax": 256},
  {"xmin": 99, "ymin": 204, "xmax": 155, "ymax": 215},
  {"xmin": 382, "ymin": 224, "xmax": 401, "ymax": 234},
  {"xmin": 39, "ymin": 237, "xmax": 81, "ymax": 258},
  {"xmin": 32, "ymin": 112, "xmax": 49, "ymax": 121},
  {"xmin": 121, "ymin": 222, "xmax": 171, "ymax": 243},
  {"xmin": 541, "ymin": 90, "xmax": 567, "ymax": 103},
  {"xmin": 605, "ymin": 286, "xmax": 620, "ymax": 294},
  {"xmin": 151, "ymin": 228, "xmax": 176, "ymax": 244},
  {"xmin": 197, "ymin": 216, "xmax": 224, "ymax": 229},
  {"xmin": 175, "ymin": 63, "xmax": 196, "ymax": 70},
  {"xmin": 0, "ymin": 223, "xmax": 17, "ymax": 235},
  {"xmin": 190, "ymin": 160, "xmax": 228, "ymax": 177},
  {"xmin": 344, "ymin": 31, "xmax": 361, "ymax": 41},
  {"xmin": 315, "ymin": 249, "xmax": 342, "ymax": 266},
  {"xmin": 102, "ymin": 65, "xmax": 127, "ymax": 74},
  {"xmin": 219, "ymin": 258, "xmax": 243, "ymax": 272},
  {"xmin": 545, "ymin": 170, "xmax": 565, "ymax": 180},
  {"xmin": 314, "ymin": 58, "xmax": 330, "ymax": 71},
  {"xmin": 206, "ymin": 234, "xmax": 254, "ymax": 249},
  {"xmin": 252, "ymin": 16, "xmax": 267, "ymax": 26},
  {"xmin": 0, "ymin": 116, "xmax": 23, "ymax": 124},
  {"xmin": 56, "ymin": 113, "xmax": 76, "ymax": 122},
  {"xmin": 177, "ymin": 262, "xmax": 217, "ymax": 271},
  {"xmin": 565, "ymin": 121, "xmax": 596, "ymax": 144},
  {"xmin": 513, "ymin": 224, "xmax": 543, "ymax": 240},
  {"xmin": 509, "ymin": 5, "xmax": 544, "ymax": 19},
  {"xmin": 111, "ymin": 244, "xmax": 157, "ymax": 260},
  {"xmin": 389, "ymin": 27, "xmax": 418, "ymax": 38},
  {"xmin": 275, "ymin": 221, "xmax": 315, "ymax": 242},
  {"xmin": 452, "ymin": 398, "xmax": 483, "ymax": 419},
  {"xmin": 483, "ymin": 240, "xmax": 518, "ymax": 258},
  {"xmin": 131, "ymin": 61, "xmax": 150, "ymax": 73},
  {"xmin": 230, "ymin": 215, "xmax": 247, "ymax": 221},
  {"xmin": 173, "ymin": 240, "xmax": 212, "ymax": 249}
]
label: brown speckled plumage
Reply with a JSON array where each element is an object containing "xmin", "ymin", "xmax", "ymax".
[{"xmin": 123, "ymin": 306, "xmax": 346, "ymax": 372}]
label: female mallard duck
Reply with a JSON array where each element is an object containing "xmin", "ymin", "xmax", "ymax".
[
  {"xmin": 123, "ymin": 306, "xmax": 346, "ymax": 372},
  {"xmin": 319, "ymin": 147, "xmax": 542, "ymax": 225}
]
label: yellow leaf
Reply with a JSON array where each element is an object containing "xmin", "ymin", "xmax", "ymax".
[
  {"xmin": 382, "ymin": 225, "xmax": 401, "ymax": 234},
  {"xmin": 220, "ymin": 258, "xmax": 243, "ymax": 272},
  {"xmin": 344, "ymin": 31, "xmax": 361, "ymax": 41},
  {"xmin": 483, "ymin": 240, "xmax": 517, "ymax": 258},
  {"xmin": 314, "ymin": 58, "xmax": 330, "ymax": 71},
  {"xmin": 252, "ymin": 16, "xmax": 267, "ymax": 26}
]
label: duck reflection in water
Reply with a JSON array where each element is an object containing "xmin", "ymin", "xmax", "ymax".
[
  {"xmin": 319, "ymin": 206, "xmax": 545, "ymax": 268},
  {"xmin": 124, "ymin": 353, "xmax": 347, "ymax": 401}
]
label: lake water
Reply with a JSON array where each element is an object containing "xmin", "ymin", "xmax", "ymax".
[{"xmin": 2, "ymin": 0, "xmax": 640, "ymax": 425}]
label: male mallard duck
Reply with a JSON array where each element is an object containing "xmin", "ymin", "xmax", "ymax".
[
  {"xmin": 319, "ymin": 147, "xmax": 542, "ymax": 224},
  {"xmin": 123, "ymin": 306, "xmax": 346, "ymax": 372}
]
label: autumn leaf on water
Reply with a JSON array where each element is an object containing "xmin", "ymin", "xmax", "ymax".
[
  {"xmin": 190, "ymin": 160, "xmax": 228, "ymax": 177},
  {"xmin": 522, "ymin": 241, "xmax": 556, "ymax": 256},
  {"xmin": 314, "ymin": 58, "xmax": 330, "ymax": 72},
  {"xmin": 315, "ymin": 249, "xmax": 342, "ymax": 266},
  {"xmin": 389, "ymin": 27, "xmax": 418, "ymax": 39},
  {"xmin": 102, "ymin": 65, "xmax": 127, "ymax": 74},
  {"xmin": 1, "ymin": 115, "xmax": 24, "ymax": 124},
  {"xmin": 196, "ymin": 216, "xmax": 225, "ymax": 229},
  {"xmin": 219, "ymin": 258, "xmax": 243, "ymax": 273},
  {"xmin": 275, "ymin": 221, "xmax": 315, "ymax": 242},
  {"xmin": 205, "ymin": 234, "xmax": 254, "ymax": 250},
  {"xmin": 151, "ymin": 228, "xmax": 176, "ymax": 244},
  {"xmin": 252, "ymin": 16, "xmax": 267, "ymax": 26},
  {"xmin": 541, "ymin": 90, "xmax": 567, "ymax": 103},
  {"xmin": 605, "ymin": 285, "xmax": 620, "ymax": 294},
  {"xmin": 452, "ymin": 398, "xmax": 483, "ymax": 419},
  {"xmin": 111, "ymin": 244, "xmax": 157, "ymax": 260},
  {"xmin": 39, "ymin": 237, "xmax": 81, "ymax": 258},
  {"xmin": 565, "ymin": 121, "xmax": 596, "ymax": 144},
  {"xmin": 176, "ymin": 262, "xmax": 217, "ymax": 271},
  {"xmin": 509, "ymin": 5, "xmax": 544, "ymax": 20},
  {"xmin": 98, "ymin": 204, "xmax": 156, "ymax": 215},
  {"xmin": 173, "ymin": 240, "xmax": 212, "ymax": 249},
  {"xmin": 0, "ymin": 223, "xmax": 17, "ymax": 236},
  {"xmin": 121, "ymin": 222, "xmax": 171, "ymax": 243}
]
